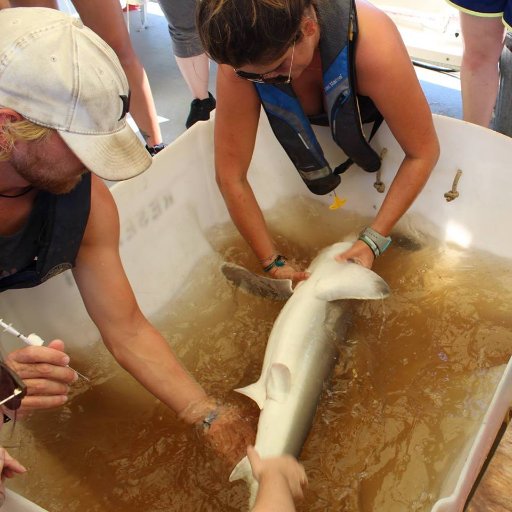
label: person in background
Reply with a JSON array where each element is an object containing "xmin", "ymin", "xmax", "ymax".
[
  {"xmin": 0, "ymin": 7, "xmax": 252, "ymax": 467},
  {"xmin": 196, "ymin": 0, "xmax": 439, "ymax": 280},
  {"xmin": 247, "ymin": 446, "xmax": 308, "ymax": 512},
  {"xmin": 0, "ymin": 447, "xmax": 26, "ymax": 508},
  {"xmin": 3, "ymin": 0, "xmax": 166, "ymax": 155},
  {"xmin": 158, "ymin": 0, "xmax": 216, "ymax": 128},
  {"xmin": 446, "ymin": 0, "xmax": 511, "ymax": 127}
]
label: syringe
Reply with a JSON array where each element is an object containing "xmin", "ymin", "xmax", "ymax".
[{"xmin": 0, "ymin": 318, "xmax": 89, "ymax": 381}]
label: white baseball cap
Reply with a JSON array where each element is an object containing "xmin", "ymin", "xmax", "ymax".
[{"xmin": 0, "ymin": 7, "xmax": 152, "ymax": 181}]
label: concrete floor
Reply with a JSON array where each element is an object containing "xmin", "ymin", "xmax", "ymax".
[{"xmin": 126, "ymin": 1, "xmax": 462, "ymax": 146}]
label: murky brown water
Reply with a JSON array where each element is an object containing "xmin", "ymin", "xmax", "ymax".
[{"xmin": 4, "ymin": 197, "xmax": 512, "ymax": 511}]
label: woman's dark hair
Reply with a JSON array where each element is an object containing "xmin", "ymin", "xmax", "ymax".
[{"xmin": 197, "ymin": 0, "xmax": 314, "ymax": 68}]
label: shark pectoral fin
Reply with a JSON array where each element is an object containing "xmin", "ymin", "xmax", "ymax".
[
  {"xmin": 220, "ymin": 262, "xmax": 293, "ymax": 300},
  {"xmin": 314, "ymin": 262, "xmax": 390, "ymax": 301},
  {"xmin": 235, "ymin": 382, "xmax": 266, "ymax": 409},
  {"xmin": 266, "ymin": 363, "xmax": 292, "ymax": 403}
]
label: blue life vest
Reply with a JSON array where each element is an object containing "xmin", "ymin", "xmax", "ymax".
[
  {"xmin": 0, "ymin": 173, "xmax": 91, "ymax": 292},
  {"xmin": 255, "ymin": 0, "xmax": 382, "ymax": 195}
]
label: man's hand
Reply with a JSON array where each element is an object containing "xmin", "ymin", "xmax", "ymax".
[
  {"xmin": 0, "ymin": 447, "xmax": 27, "ymax": 507},
  {"xmin": 203, "ymin": 403, "xmax": 256, "ymax": 468},
  {"xmin": 4, "ymin": 339, "xmax": 77, "ymax": 413},
  {"xmin": 335, "ymin": 239, "xmax": 375, "ymax": 269},
  {"xmin": 179, "ymin": 397, "xmax": 256, "ymax": 469}
]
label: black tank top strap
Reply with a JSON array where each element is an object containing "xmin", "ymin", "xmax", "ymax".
[{"xmin": 0, "ymin": 173, "xmax": 91, "ymax": 292}]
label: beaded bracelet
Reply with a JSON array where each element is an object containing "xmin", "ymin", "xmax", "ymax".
[{"xmin": 263, "ymin": 255, "xmax": 286, "ymax": 273}]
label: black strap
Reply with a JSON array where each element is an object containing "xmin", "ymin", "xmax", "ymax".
[
  {"xmin": 334, "ymin": 158, "xmax": 354, "ymax": 175},
  {"xmin": 333, "ymin": 114, "xmax": 384, "ymax": 176}
]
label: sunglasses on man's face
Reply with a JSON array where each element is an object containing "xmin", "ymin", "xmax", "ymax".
[
  {"xmin": 234, "ymin": 40, "xmax": 296, "ymax": 84},
  {"xmin": 0, "ymin": 362, "xmax": 26, "ymax": 411}
]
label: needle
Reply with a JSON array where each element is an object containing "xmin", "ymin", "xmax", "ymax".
[{"xmin": 0, "ymin": 318, "xmax": 90, "ymax": 382}]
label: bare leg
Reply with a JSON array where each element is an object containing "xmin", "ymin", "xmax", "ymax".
[
  {"xmin": 175, "ymin": 54, "xmax": 210, "ymax": 101},
  {"xmin": 9, "ymin": 0, "xmax": 163, "ymax": 147},
  {"xmin": 178, "ymin": 55, "xmax": 215, "ymax": 128},
  {"xmin": 459, "ymin": 12, "xmax": 506, "ymax": 127},
  {"xmin": 71, "ymin": 0, "xmax": 163, "ymax": 147}
]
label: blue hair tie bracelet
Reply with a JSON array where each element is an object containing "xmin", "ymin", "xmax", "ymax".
[{"xmin": 263, "ymin": 255, "xmax": 286, "ymax": 273}]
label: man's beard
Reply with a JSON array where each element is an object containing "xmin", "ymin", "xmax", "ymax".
[{"xmin": 11, "ymin": 148, "xmax": 85, "ymax": 195}]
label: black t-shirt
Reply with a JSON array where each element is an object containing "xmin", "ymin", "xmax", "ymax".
[{"xmin": 0, "ymin": 192, "xmax": 48, "ymax": 280}]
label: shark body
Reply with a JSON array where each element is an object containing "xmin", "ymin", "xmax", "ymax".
[{"xmin": 229, "ymin": 242, "xmax": 390, "ymax": 502}]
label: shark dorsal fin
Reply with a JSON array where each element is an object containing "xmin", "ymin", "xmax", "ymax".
[{"xmin": 266, "ymin": 363, "xmax": 291, "ymax": 403}]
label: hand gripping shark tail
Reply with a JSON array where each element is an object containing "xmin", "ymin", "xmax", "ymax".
[{"xmin": 223, "ymin": 242, "xmax": 390, "ymax": 508}]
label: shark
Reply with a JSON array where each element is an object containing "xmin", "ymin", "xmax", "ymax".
[{"xmin": 223, "ymin": 241, "xmax": 390, "ymax": 504}]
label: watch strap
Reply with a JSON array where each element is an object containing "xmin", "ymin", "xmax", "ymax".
[{"xmin": 358, "ymin": 227, "xmax": 392, "ymax": 257}]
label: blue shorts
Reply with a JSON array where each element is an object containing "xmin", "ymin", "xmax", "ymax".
[{"xmin": 447, "ymin": 0, "xmax": 512, "ymax": 29}]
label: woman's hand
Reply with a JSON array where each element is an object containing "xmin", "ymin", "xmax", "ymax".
[
  {"xmin": 261, "ymin": 255, "xmax": 309, "ymax": 284},
  {"xmin": 335, "ymin": 239, "xmax": 375, "ymax": 268},
  {"xmin": 266, "ymin": 262, "xmax": 310, "ymax": 284}
]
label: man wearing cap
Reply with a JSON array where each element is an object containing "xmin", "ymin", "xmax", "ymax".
[{"xmin": 0, "ymin": 7, "xmax": 253, "ymax": 465}]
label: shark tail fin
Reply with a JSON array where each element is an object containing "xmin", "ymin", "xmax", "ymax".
[
  {"xmin": 235, "ymin": 381, "xmax": 266, "ymax": 409},
  {"xmin": 229, "ymin": 456, "xmax": 259, "ymax": 508}
]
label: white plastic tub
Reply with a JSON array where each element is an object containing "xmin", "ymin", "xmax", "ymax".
[{"xmin": 0, "ymin": 114, "xmax": 511, "ymax": 510}]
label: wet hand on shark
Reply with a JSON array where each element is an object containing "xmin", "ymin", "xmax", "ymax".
[
  {"xmin": 254, "ymin": 227, "xmax": 392, "ymax": 284},
  {"xmin": 178, "ymin": 396, "xmax": 256, "ymax": 470}
]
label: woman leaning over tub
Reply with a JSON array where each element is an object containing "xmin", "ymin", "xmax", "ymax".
[{"xmin": 196, "ymin": 0, "xmax": 439, "ymax": 281}]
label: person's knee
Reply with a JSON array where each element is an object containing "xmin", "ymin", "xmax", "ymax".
[{"xmin": 462, "ymin": 47, "xmax": 500, "ymax": 72}]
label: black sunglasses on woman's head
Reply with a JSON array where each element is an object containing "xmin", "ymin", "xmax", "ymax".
[{"xmin": 235, "ymin": 40, "xmax": 296, "ymax": 84}]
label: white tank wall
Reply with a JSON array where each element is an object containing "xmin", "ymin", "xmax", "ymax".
[
  {"xmin": 1, "ymin": 114, "xmax": 511, "ymax": 349},
  {"xmin": 1, "ymin": 114, "xmax": 512, "ymax": 511}
]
